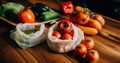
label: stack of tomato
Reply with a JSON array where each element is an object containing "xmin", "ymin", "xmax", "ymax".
[
  {"xmin": 52, "ymin": 20, "xmax": 74, "ymax": 40},
  {"xmin": 70, "ymin": 6, "xmax": 105, "ymax": 35},
  {"xmin": 61, "ymin": 1, "xmax": 105, "ymax": 35},
  {"xmin": 74, "ymin": 37, "xmax": 99, "ymax": 63}
]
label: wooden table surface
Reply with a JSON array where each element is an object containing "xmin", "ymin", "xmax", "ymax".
[{"xmin": 0, "ymin": 0, "xmax": 120, "ymax": 63}]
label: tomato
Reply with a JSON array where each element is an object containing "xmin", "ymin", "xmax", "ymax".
[
  {"xmin": 17, "ymin": 8, "xmax": 35, "ymax": 23},
  {"xmin": 69, "ymin": 30, "xmax": 74, "ymax": 37},
  {"xmin": 77, "ymin": 12, "xmax": 90, "ymax": 25},
  {"xmin": 94, "ymin": 14, "xmax": 105, "ymax": 26},
  {"xmin": 61, "ymin": 33, "xmax": 72, "ymax": 40},
  {"xmin": 88, "ymin": 19, "xmax": 102, "ymax": 30},
  {"xmin": 74, "ymin": 44, "xmax": 87, "ymax": 56},
  {"xmin": 81, "ymin": 37, "xmax": 94, "ymax": 50},
  {"xmin": 85, "ymin": 50, "xmax": 99, "ymax": 63},
  {"xmin": 58, "ymin": 20, "xmax": 72, "ymax": 33},
  {"xmin": 52, "ymin": 31, "xmax": 61, "ymax": 39}
]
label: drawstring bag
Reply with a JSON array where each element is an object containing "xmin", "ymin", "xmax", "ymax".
[
  {"xmin": 47, "ymin": 22, "xmax": 84, "ymax": 53},
  {"xmin": 10, "ymin": 23, "xmax": 47, "ymax": 49}
]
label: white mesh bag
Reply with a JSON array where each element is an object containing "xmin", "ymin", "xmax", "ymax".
[
  {"xmin": 10, "ymin": 23, "xmax": 47, "ymax": 49},
  {"xmin": 47, "ymin": 22, "xmax": 84, "ymax": 53}
]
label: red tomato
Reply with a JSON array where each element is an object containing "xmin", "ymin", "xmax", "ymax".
[
  {"xmin": 81, "ymin": 37, "xmax": 94, "ymax": 50},
  {"xmin": 85, "ymin": 50, "xmax": 99, "ymax": 63},
  {"xmin": 74, "ymin": 44, "xmax": 87, "ymax": 56},
  {"xmin": 17, "ymin": 8, "xmax": 35, "ymax": 23},
  {"xmin": 61, "ymin": 33, "xmax": 72, "ymax": 40},
  {"xmin": 52, "ymin": 31, "xmax": 61, "ymax": 39},
  {"xmin": 77, "ymin": 12, "xmax": 90, "ymax": 25},
  {"xmin": 69, "ymin": 30, "xmax": 74, "ymax": 37}
]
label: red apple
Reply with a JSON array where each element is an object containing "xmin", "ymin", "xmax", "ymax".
[
  {"xmin": 52, "ymin": 31, "xmax": 61, "ymax": 39},
  {"xmin": 61, "ymin": 33, "xmax": 72, "ymax": 40},
  {"xmin": 58, "ymin": 20, "xmax": 72, "ymax": 33}
]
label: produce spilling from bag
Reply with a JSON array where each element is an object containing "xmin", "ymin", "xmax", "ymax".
[
  {"xmin": 47, "ymin": 20, "xmax": 84, "ymax": 53},
  {"xmin": 1, "ymin": 1, "xmax": 105, "ymax": 63}
]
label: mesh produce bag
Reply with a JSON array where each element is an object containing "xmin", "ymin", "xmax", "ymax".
[
  {"xmin": 10, "ymin": 23, "xmax": 47, "ymax": 49},
  {"xmin": 47, "ymin": 22, "xmax": 84, "ymax": 53}
]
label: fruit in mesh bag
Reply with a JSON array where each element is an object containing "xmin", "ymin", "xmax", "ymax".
[{"xmin": 58, "ymin": 20, "xmax": 72, "ymax": 34}]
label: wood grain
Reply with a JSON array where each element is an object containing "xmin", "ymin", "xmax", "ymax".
[{"xmin": 0, "ymin": 0, "xmax": 120, "ymax": 63}]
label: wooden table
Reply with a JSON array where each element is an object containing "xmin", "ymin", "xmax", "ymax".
[{"xmin": 0, "ymin": 0, "xmax": 120, "ymax": 63}]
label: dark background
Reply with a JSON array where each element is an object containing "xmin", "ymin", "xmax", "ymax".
[
  {"xmin": 87, "ymin": 0, "xmax": 120, "ymax": 20},
  {"xmin": 71, "ymin": 0, "xmax": 120, "ymax": 20},
  {"xmin": 1, "ymin": 0, "xmax": 120, "ymax": 20}
]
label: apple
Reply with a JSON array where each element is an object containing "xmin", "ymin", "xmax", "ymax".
[
  {"xmin": 58, "ymin": 20, "xmax": 72, "ymax": 34},
  {"xmin": 61, "ymin": 33, "xmax": 72, "ymax": 40},
  {"xmin": 52, "ymin": 31, "xmax": 61, "ymax": 39}
]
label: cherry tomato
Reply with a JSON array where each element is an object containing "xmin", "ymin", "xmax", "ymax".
[
  {"xmin": 52, "ymin": 31, "xmax": 61, "ymax": 39},
  {"xmin": 77, "ymin": 12, "xmax": 90, "ymax": 25},
  {"xmin": 81, "ymin": 37, "xmax": 94, "ymax": 50},
  {"xmin": 61, "ymin": 33, "xmax": 72, "ymax": 40},
  {"xmin": 85, "ymin": 50, "xmax": 99, "ymax": 63},
  {"xmin": 17, "ymin": 8, "xmax": 35, "ymax": 23},
  {"xmin": 74, "ymin": 44, "xmax": 87, "ymax": 56}
]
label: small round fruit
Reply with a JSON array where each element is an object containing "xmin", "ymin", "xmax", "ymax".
[
  {"xmin": 69, "ymin": 30, "xmax": 74, "ymax": 37},
  {"xmin": 74, "ymin": 44, "xmax": 87, "ymax": 56},
  {"xmin": 81, "ymin": 37, "xmax": 94, "ymax": 50},
  {"xmin": 85, "ymin": 50, "xmax": 99, "ymax": 63},
  {"xmin": 52, "ymin": 31, "xmax": 61, "ymax": 39},
  {"xmin": 88, "ymin": 19, "xmax": 102, "ymax": 30},
  {"xmin": 58, "ymin": 20, "xmax": 72, "ymax": 33},
  {"xmin": 77, "ymin": 12, "xmax": 90, "ymax": 25},
  {"xmin": 61, "ymin": 33, "xmax": 72, "ymax": 40},
  {"xmin": 94, "ymin": 14, "xmax": 105, "ymax": 26}
]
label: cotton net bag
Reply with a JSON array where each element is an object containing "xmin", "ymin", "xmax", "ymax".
[
  {"xmin": 47, "ymin": 22, "xmax": 84, "ymax": 53},
  {"xmin": 10, "ymin": 23, "xmax": 47, "ymax": 49}
]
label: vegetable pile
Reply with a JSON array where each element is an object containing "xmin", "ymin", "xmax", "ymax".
[
  {"xmin": 74, "ymin": 37, "xmax": 99, "ymax": 63},
  {"xmin": 60, "ymin": 1, "xmax": 105, "ymax": 35}
]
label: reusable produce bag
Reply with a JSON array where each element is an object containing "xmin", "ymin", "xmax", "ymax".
[
  {"xmin": 47, "ymin": 22, "xmax": 84, "ymax": 53},
  {"xmin": 10, "ymin": 23, "xmax": 47, "ymax": 49}
]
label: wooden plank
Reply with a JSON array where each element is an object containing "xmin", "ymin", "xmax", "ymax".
[
  {"xmin": 0, "ymin": 36, "xmax": 26, "ymax": 63},
  {"xmin": 92, "ymin": 35, "xmax": 120, "ymax": 63},
  {"xmin": 0, "ymin": 32, "xmax": 39, "ymax": 63},
  {"xmin": 27, "ymin": 43, "xmax": 73, "ymax": 63}
]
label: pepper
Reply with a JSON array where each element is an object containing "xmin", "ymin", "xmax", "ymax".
[
  {"xmin": 41, "ymin": 11, "xmax": 59, "ymax": 21},
  {"xmin": 31, "ymin": 3, "xmax": 51, "ymax": 19},
  {"xmin": 61, "ymin": 1, "xmax": 74, "ymax": 15},
  {"xmin": 2, "ymin": 2, "xmax": 25, "ymax": 21}
]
